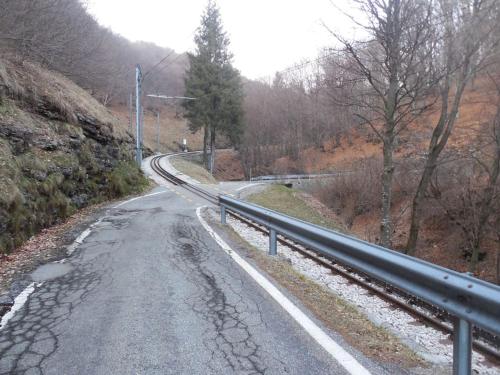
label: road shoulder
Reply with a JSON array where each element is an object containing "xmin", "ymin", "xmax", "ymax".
[{"xmin": 200, "ymin": 206, "xmax": 435, "ymax": 375}]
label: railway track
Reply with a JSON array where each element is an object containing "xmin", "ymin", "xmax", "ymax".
[
  {"xmin": 150, "ymin": 153, "xmax": 500, "ymax": 364},
  {"xmin": 151, "ymin": 155, "xmax": 219, "ymax": 205}
]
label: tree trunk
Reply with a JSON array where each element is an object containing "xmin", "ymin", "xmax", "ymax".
[
  {"xmin": 469, "ymin": 126, "xmax": 500, "ymax": 272},
  {"xmin": 406, "ymin": 156, "xmax": 438, "ymax": 254},
  {"xmin": 203, "ymin": 126, "xmax": 209, "ymax": 170},
  {"xmin": 380, "ymin": 136, "xmax": 395, "ymax": 248},
  {"xmin": 468, "ymin": 237, "xmax": 481, "ymax": 274},
  {"xmin": 496, "ymin": 247, "xmax": 500, "ymax": 285},
  {"xmin": 406, "ymin": 79, "xmax": 467, "ymax": 254},
  {"xmin": 209, "ymin": 127, "xmax": 216, "ymax": 175}
]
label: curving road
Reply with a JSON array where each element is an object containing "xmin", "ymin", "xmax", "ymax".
[{"xmin": 0, "ymin": 157, "xmax": 382, "ymax": 374}]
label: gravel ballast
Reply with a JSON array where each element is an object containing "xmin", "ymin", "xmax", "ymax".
[{"xmin": 226, "ymin": 215, "xmax": 500, "ymax": 375}]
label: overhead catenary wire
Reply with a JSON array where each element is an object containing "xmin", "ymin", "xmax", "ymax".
[
  {"xmin": 256, "ymin": 50, "xmax": 339, "ymax": 83},
  {"xmin": 143, "ymin": 26, "xmax": 198, "ymax": 80},
  {"xmin": 142, "ymin": 49, "xmax": 177, "ymax": 81}
]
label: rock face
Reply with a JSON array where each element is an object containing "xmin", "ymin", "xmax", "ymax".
[
  {"xmin": 0, "ymin": 58, "xmax": 148, "ymax": 253},
  {"xmin": 75, "ymin": 112, "xmax": 114, "ymax": 144}
]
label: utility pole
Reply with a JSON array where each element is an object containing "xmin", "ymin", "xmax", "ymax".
[
  {"xmin": 156, "ymin": 111, "xmax": 160, "ymax": 153},
  {"xmin": 135, "ymin": 65, "xmax": 142, "ymax": 166},
  {"xmin": 128, "ymin": 93, "xmax": 133, "ymax": 132},
  {"xmin": 141, "ymin": 107, "xmax": 144, "ymax": 150}
]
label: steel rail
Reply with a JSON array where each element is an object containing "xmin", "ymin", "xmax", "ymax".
[{"xmin": 150, "ymin": 155, "xmax": 219, "ymax": 205}]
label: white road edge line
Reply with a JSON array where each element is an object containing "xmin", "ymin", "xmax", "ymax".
[
  {"xmin": 235, "ymin": 183, "xmax": 266, "ymax": 192},
  {"xmin": 1, "ymin": 190, "xmax": 171, "ymax": 331},
  {"xmin": 113, "ymin": 190, "xmax": 168, "ymax": 208},
  {"xmin": 67, "ymin": 228, "xmax": 92, "ymax": 255},
  {"xmin": 67, "ymin": 190, "xmax": 169, "ymax": 256},
  {"xmin": 195, "ymin": 206, "xmax": 371, "ymax": 375},
  {"xmin": 0, "ymin": 282, "xmax": 42, "ymax": 330}
]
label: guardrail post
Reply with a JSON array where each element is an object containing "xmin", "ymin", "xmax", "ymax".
[
  {"xmin": 452, "ymin": 317, "xmax": 472, "ymax": 375},
  {"xmin": 269, "ymin": 228, "xmax": 277, "ymax": 256},
  {"xmin": 221, "ymin": 205, "xmax": 226, "ymax": 225}
]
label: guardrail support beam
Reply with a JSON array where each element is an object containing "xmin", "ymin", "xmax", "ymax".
[
  {"xmin": 221, "ymin": 206, "xmax": 226, "ymax": 225},
  {"xmin": 219, "ymin": 194, "xmax": 500, "ymax": 359},
  {"xmin": 269, "ymin": 228, "xmax": 277, "ymax": 256},
  {"xmin": 453, "ymin": 318, "xmax": 472, "ymax": 375}
]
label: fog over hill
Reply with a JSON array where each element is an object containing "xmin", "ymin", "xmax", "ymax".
[{"xmin": 0, "ymin": 0, "xmax": 188, "ymax": 107}]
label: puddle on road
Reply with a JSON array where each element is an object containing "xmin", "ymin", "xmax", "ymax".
[{"xmin": 31, "ymin": 263, "xmax": 73, "ymax": 282}]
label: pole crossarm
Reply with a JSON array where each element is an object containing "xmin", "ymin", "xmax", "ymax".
[{"xmin": 147, "ymin": 94, "xmax": 197, "ymax": 100}]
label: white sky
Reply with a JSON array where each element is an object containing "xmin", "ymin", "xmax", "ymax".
[{"xmin": 87, "ymin": 0, "xmax": 360, "ymax": 80}]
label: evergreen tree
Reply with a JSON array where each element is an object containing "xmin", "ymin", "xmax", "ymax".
[{"xmin": 183, "ymin": 0, "xmax": 244, "ymax": 173}]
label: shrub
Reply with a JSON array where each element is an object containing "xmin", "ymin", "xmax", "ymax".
[{"xmin": 105, "ymin": 161, "xmax": 149, "ymax": 198}]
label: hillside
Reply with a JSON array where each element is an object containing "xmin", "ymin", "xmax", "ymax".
[
  {"xmin": 264, "ymin": 78, "xmax": 497, "ymax": 174},
  {"xmin": 240, "ymin": 78, "xmax": 500, "ymax": 282},
  {"xmin": 0, "ymin": 56, "xmax": 148, "ymax": 253},
  {"xmin": 0, "ymin": 1, "xmax": 188, "ymax": 108},
  {"xmin": 111, "ymin": 104, "xmax": 203, "ymax": 153}
]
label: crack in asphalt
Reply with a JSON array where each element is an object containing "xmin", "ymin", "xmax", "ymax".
[
  {"xmin": 0, "ymin": 208, "xmax": 133, "ymax": 375},
  {"xmin": 0, "ymin": 206, "xmax": 303, "ymax": 374},
  {"xmin": 0, "ymin": 252, "xmax": 108, "ymax": 375},
  {"xmin": 169, "ymin": 215, "xmax": 290, "ymax": 374}
]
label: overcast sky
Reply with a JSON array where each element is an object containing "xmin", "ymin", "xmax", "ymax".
[{"xmin": 87, "ymin": 0, "xmax": 361, "ymax": 80}]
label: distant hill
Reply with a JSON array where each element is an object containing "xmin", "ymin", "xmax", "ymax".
[{"xmin": 0, "ymin": 0, "xmax": 188, "ymax": 107}]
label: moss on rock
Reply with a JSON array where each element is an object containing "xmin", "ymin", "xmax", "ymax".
[{"xmin": 0, "ymin": 96, "xmax": 148, "ymax": 254}]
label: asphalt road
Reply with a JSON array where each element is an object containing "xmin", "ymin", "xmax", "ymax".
[{"xmin": 0, "ymin": 176, "xmax": 378, "ymax": 374}]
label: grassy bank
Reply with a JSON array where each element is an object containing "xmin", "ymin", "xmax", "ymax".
[
  {"xmin": 246, "ymin": 184, "xmax": 344, "ymax": 232},
  {"xmin": 170, "ymin": 156, "xmax": 217, "ymax": 184},
  {"xmin": 0, "ymin": 57, "xmax": 150, "ymax": 254}
]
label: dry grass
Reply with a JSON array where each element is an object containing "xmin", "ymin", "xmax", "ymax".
[
  {"xmin": 213, "ymin": 149, "xmax": 246, "ymax": 180},
  {"xmin": 246, "ymin": 184, "xmax": 344, "ymax": 231},
  {"xmin": 0, "ymin": 56, "xmax": 123, "ymax": 134},
  {"xmin": 111, "ymin": 105, "xmax": 203, "ymax": 153},
  {"xmin": 170, "ymin": 156, "xmax": 217, "ymax": 184}
]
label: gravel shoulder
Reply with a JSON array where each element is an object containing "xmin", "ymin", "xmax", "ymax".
[
  {"xmin": 204, "ymin": 208, "xmax": 429, "ymax": 374},
  {"xmin": 208, "ymin": 207, "xmax": 500, "ymax": 374}
]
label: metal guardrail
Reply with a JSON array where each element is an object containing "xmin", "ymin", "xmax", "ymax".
[
  {"xmin": 250, "ymin": 173, "xmax": 343, "ymax": 181},
  {"xmin": 219, "ymin": 195, "xmax": 500, "ymax": 375}
]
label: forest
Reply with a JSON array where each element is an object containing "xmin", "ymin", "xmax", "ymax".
[{"xmin": 240, "ymin": 0, "xmax": 500, "ymax": 282}]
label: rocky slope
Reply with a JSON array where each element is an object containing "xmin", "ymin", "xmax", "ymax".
[{"xmin": 0, "ymin": 56, "xmax": 148, "ymax": 253}]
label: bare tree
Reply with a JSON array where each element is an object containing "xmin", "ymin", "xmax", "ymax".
[
  {"xmin": 327, "ymin": 0, "xmax": 435, "ymax": 247},
  {"xmin": 405, "ymin": 0, "xmax": 500, "ymax": 254},
  {"xmin": 240, "ymin": 60, "xmax": 348, "ymax": 178},
  {"xmin": 495, "ymin": 217, "xmax": 500, "ymax": 284},
  {"xmin": 429, "ymin": 72, "xmax": 500, "ymax": 274}
]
